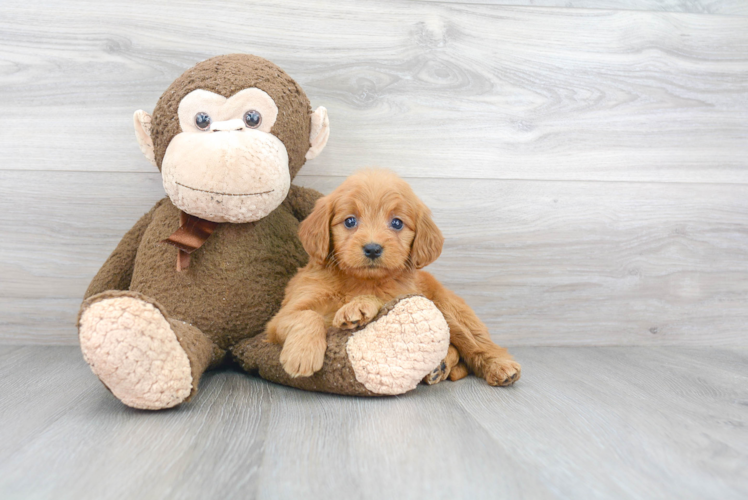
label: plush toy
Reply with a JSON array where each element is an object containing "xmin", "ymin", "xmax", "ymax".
[{"xmin": 77, "ymin": 54, "xmax": 450, "ymax": 409}]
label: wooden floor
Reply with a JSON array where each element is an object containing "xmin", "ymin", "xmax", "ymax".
[{"xmin": 0, "ymin": 346, "xmax": 745, "ymax": 500}]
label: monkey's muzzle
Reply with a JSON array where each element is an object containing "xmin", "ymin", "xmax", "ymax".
[{"xmin": 161, "ymin": 129, "xmax": 291, "ymax": 223}]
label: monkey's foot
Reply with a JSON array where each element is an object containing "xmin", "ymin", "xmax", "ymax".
[
  {"xmin": 78, "ymin": 292, "xmax": 193, "ymax": 410},
  {"xmin": 346, "ymin": 296, "xmax": 450, "ymax": 395}
]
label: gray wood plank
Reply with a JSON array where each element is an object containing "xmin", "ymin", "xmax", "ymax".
[
  {"xmin": 1, "ymin": 0, "xmax": 747, "ymax": 183},
  {"xmin": 253, "ymin": 377, "xmax": 552, "ymax": 500},
  {"xmin": 2, "ymin": 171, "xmax": 747, "ymax": 347},
  {"xmin": 0, "ymin": 346, "xmax": 96, "ymax": 464},
  {"xmin": 416, "ymin": 0, "xmax": 748, "ymax": 16},
  {"xmin": 0, "ymin": 346, "xmax": 745, "ymax": 499},
  {"xmin": 451, "ymin": 346, "xmax": 748, "ymax": 499},
  {"xmin": 0, "ymin": 347, "xmax": 274, "ymax": 500}
]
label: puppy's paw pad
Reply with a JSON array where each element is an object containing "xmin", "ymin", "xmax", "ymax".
[
  {"xmin": 423, "ymin": 360, "xmax": 450, "ymax": 385},
  {"xmin": 484, "ymin": 359, "xmax": 522, "ymax": 387}
]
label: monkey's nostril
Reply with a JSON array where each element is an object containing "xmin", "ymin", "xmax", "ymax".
[{"xmin": 363, "ymin": 243, "xmax": 383, "ymax": 260}]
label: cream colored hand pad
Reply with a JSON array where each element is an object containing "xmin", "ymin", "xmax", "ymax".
[
  {"xmin": 346, "ymin": 296, "xmax": 450, "ymax": 395},
  {"xmin": 79, "ymin": 296, "xmax": 193, "ymax": 410}
]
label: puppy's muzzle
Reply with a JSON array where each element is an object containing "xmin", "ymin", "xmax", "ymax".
[{"xmin": 363, "ymin": 243, "xmax": 383, "ymax": 260}]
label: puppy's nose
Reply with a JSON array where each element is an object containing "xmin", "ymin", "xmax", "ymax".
[{"xmin": 363, "ymin": 243, "xmax": 383, "ymax": 260}]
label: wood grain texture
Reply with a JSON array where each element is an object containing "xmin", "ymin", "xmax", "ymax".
[
  {"xmin": 415, "ymin": 0, "xmax": 748, "ymax": 16},
  {"xmin": 0, "ymin": 346, "xmax": 745, "ymax": 499},
  {"xmin": 1, "ymin": 0, "xmax": 747, "ymax": 182},
  {"xmin": 2, "ymin": 171, "xmax": 747, "ymax": 347},
  {"xmin": 2, "ymin": 0, "xmax": 747, "ymax": 347}
]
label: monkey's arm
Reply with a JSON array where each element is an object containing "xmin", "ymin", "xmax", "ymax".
[
  {"xmin": 283, "ymin": 184, "xmax": 324, "ymax": 222},
  {"xmin": 83, "ymin": 199, "xmax": 166, "ymax": 299}
]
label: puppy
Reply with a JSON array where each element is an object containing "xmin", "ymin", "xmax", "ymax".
[{"xmin": 266, "ymin": 169, "xmax": 521, "ymax": 386}]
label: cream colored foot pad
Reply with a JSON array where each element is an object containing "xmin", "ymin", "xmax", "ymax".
[
  {"xmin": 79, "ymin": 296, "xmax": 192, "ymax": 410},
  {"xmin": 347, "ymin": 296, "xmax": 450, "ymax": 395}
]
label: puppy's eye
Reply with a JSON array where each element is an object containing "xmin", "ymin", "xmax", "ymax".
[
  {"xmin": 344, "ymin": 216, "xmax": 358, "ymax": 229},
  {"xmin": 244, "ymin": 110, "xmax": 262, "ymax": 128},
  {"xmin": 195, "ymin": 112, "xmax": 211, "ymax": 131},
  {"xmin": 390, "ymin": 218, "xmax": 404, "ymax": 231}
]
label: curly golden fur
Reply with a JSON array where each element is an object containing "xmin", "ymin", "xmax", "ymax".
[{"xmin": 267, "ymin": 169, "xmax": 521, "ymax": 386}]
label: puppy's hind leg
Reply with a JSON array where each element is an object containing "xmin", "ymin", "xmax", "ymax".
[
  {"xmin": 449, "ymin": 316, "xmax": 521, "ymax": 386},
  {"xmin": 449, "ymin": 361, "xmax": 469, "ymax": 381},
  {"xmin": 423, "ymin": 344, "xmax": 462, "ymax": 385},
  {"xmin": 427, "ymin": 279, "xmax": 521, "ymax": 386}
]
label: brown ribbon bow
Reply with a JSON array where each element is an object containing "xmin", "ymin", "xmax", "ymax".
[{"xmin": 162, "ymin": 212, "xmax": 219, "ymax": 271}]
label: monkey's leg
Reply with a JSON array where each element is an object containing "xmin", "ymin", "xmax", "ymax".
[
  {"xmin": 78, "ymin": 290, "xmax": 224, "ymax": 410},
  {"xmin": 232, "ymin": 295, "xmax": 450, "ymax": 396}
]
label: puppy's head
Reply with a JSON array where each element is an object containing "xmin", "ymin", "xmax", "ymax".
[{"xmin": 299, "ymin": 169, "xmax": 444, "ymax": 279}]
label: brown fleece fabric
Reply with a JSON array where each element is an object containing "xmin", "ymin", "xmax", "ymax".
[
  {"xmin": 84, "ymin": 199, "xmax": 169, "ymax": 299},
  {"xmin": 232, "ymin": 330, "xmax": 379, "ymax": 397},
  {"xmin": 231, "ymin": 297, "xmax": 418, "ymax": 396},
  {"xmin": 281, "ymin": 184, "xmax": 324, "ymax": 222},
  {"xmin": 168, "ymin": 318, "xmax": 225, "ymax": 401},
  {"xmin": 80, "ymin": 186, "xmax": 319, "ymax": 401},
  {"xmin": 150, "ymin": 54, "xmax": 312, "ymax": 178},
  {"xmin": 126, "ymin": 193, "xmax": 310, "ymax": 351}
]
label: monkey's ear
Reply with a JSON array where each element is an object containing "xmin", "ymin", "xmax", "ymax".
[
  {"xmin": 298, "ymin": 195, "xmax": 333, "ymax": 264},
  {"xmin": 133, "ymin": 110, "xmax": 158, "ymax": 168},
  {"xmin": 305, "ymin": 106, "xmax": 330, "ymax": 161},
  {"xmin": 410, "ymin": 208, "xmax": 444, "ymax": 269}
]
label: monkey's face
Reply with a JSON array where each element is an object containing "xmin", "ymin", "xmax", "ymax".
[
  {"xmin": 160, "ymin": 88, "xmax": 290, "ymax": 223},
  {"xmin": 133, "ymin": 54, "xmax": 330, "ymax": 224}
]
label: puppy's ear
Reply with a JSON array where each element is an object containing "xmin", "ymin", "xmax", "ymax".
[
  {"xmin": 411, "ymin": 206, "xmax": 444, "ymax": 269},
  {"xmin": 299, "ymin": 195, "xmax": 333, "ymax": 264}
]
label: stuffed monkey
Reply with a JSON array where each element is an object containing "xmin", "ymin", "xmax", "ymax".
[{"xmin": 78, "ymin": 55, "xmax": 450, "ymax": 409}]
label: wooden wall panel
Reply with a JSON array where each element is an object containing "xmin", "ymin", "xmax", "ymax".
[
  {"xmin": 1, "ymin": 1, "xmax": 747, "ymax": 182},
  {"xmin": 415, "ymin": 0, "xmax": 748, "ymax": 16},
  {"xmin": 3, "ymin": 171, "xmax": 746, "ymax": 346},
  {"xmin": 1, "ymin": 0, "xmax": 746, "ymax": 345}
]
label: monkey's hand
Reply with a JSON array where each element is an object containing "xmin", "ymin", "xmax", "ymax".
[{"xmin": 333, "ymin": 295, "xmax": 384, "ymax": 330}]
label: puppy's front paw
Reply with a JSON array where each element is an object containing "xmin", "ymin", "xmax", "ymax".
[
  {"xmin": 483, "ymin": 358, "xmax": 521, "ymax": 386},
  {"xmin": 279, "ymin": 333, "xmax": 326, "ymax": 378},
  {"xmin": 333, "ymin": 298, "xmax": 380, "ymax": 330}
]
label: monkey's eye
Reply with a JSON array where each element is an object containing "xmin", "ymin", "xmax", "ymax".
[
  {"xmin": 195, "ymin": 112, "xmax": 211, "ymax": 131},
  {"xmin": 390, "ymin": 218, "xmax": 404, "ymax": 231},
  {"xmin": 243, "ymin": 110, "xmax": 262, "ymax": 129},
  {"xmin": 344, "ymin": 216, "xmax": 358, "ymax": 229}
]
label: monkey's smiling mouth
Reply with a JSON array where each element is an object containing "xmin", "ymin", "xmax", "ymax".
[{"xmin": 175, "ymin": 182, "xmax": 274, "ymax": 197}]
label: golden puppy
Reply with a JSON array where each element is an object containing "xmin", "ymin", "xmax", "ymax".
[{"xmin": 267, "ymin": 169, "xmax": 521, "ymax": 386}]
